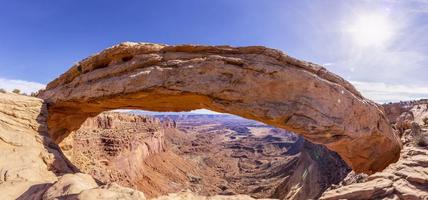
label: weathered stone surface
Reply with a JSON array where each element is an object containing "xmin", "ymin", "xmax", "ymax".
[
  {"xmin": 152, "ymin": 191, "xmax": 271, "ymax": 200},
  {"xmin": 320, "ymin": 146, "xmax": 428, "ymax": 200},
  {"xmin": 321, "ymin": 106, "xmax": 428, "ymax": 200},
  {"xmin": 43, "ymin": 173, "xmax": 147, "ymax": 200},
  {"xmin": 0, "ymin": 93, "xmax": 75, "ymax": 200},
  {"xmin": 39, "ymin": 42, "xmax": 401, "ymax": 174},
  {"xmin": 43, "ymin": 173, "xmax": 98, "ymax": 200},
  {"xmin": 76, "ymin": 182, "xmax": 146, "ymax": 200}
]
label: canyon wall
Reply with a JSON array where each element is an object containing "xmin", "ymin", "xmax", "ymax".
[
  {"xmin": 60, "ymin": 112, "xmax": 170, "ymax": 188},
  {"xmin": 39, "ymin": 42, "xmax": 401, "ymax": 174},
  {"xmin": 59, "ymin": 111, "xmax": 350, "ymax": 199}
]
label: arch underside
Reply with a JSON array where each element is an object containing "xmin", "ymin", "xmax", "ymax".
[{"xmin": 39, "ymin": 42, "xmax": 401, "ymax": 174}]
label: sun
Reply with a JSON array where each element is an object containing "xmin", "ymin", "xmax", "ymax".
[{"xmin": 346, "ymin": 13, "xmax": 394, "ymax": 47}]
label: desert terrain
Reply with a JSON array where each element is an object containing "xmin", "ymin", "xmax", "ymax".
[
  {"xmin": 59, "ymin": 112, "xmax": 350, "ymax": 199},
  {"xmin": 0, "ymin": 43, "xmax": 427, "ymax": 200}
]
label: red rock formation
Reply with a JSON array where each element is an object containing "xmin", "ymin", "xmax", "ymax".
[
  {"xmin": 0, "ymin": 93, "xmax": 261, "ymax": 199},
  {"xmin": 60, "ymin": 112, "xmax": 169, "ymax": 187},
  {"xmin": 39, "ymin": 42, "xmax": 401, "ymax": 174},
  {"xmin": 274, "ymin": 138, "xmax": 350, "ymax": 200},
  {"xmin": 383, "ymin": 99, "xmax": 428, "ymax": 123},
  {"xmin": 321, "ymin": 102, "xmax": 428, "ymax": 200},
  {"xmin": 61, "ymin": 111, "xmax": 350, "ymax": 199}
]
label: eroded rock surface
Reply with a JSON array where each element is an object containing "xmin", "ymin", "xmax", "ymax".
[
  {"xmin": 43, "ymin": 173, "xmax": 147, "ymax": 200},
  {"xmin": 39, "ymin": 42, "xmax": 401, "ymax": 173},
  {"xmin": 321, "ymin": 103, "xmax": 428, "ymax": 200},
  {"xmin": 0, "ymin": 93, "xmax": 74, "ymax": 200},
  {"xmin": 321, "ymin": 145, "xmax": 428, "ymax": 200},
  {"xmin": 60, "ymin": 112, "xmax": 168, "ymax": 184},
  {"xmin": 0, "ymin": 92, "xmax": 262, "ymax": 200},
  {"xmin": 58, "ymin": 111, "xmax": 350, "ymax": 199}
]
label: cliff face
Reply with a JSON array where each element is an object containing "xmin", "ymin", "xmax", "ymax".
[
  {"xmin": 57, "ymin": 111, "xmax": 350, "ymax": 200},
  {"xmin": 60, "ymin": 112, "xmax": 170, "ymax": 188},
  {"xmin": 273, "ymin": 138, "xmax": 350, "ymax": 200}
]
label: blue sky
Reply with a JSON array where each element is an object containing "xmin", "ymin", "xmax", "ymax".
[{"xmin": 1, "ymin": 0, "xmax": 428, "ymax": 103}]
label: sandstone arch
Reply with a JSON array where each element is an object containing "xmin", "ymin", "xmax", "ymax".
[{"xmin": 39, "ymin": 42, "xmax": 401, "ymax": 174}]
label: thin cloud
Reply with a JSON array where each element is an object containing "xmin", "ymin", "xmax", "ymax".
[
  {"xmin": 351, "ymin": 81, "xmax": 428, "ymax": 103},
  {"xmin": 0, "ymin": 78, "xmax": 45, "ymax": 94},
  {"xmin": 327, "ymin": 0, "xmax": 428, "ymax": 93}
]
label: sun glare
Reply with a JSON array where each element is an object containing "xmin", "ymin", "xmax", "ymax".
[{"xmin": 346, "ymin": 13, "xmax": 394, "ymax": 47}]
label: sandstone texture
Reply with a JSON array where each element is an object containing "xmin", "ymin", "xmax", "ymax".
[
  {"xmin": 0, "ymin": 92, "xmax": 263, "ymax": 200},
  {"xmin": 152, "ymin": 191, "xmax": 272, "ymax": 200},
  {"xmin": 0, "ymin": 93, "xmax": 75, "ymax": 200},
  {"xmin": 43, "ymin": 173, "xmax": 147, "ymax": 200},
  {"xmin": 383, "ymin": 99, "xmax": 428, "ymax": 124},
  {"xmin": 1, "ymin": 92, "xmax": 425, "ymax": 200},
  {"xmin": 0, "ymin": 93, "xmax": 149, "ymax": 200},
  {"xmin": 39, "ymin": 42, "xmax": 401, "ymax": 174},
  {"xmin": 321, "ymin": 145, "xmax": 428, "ymax": 200},
  {"xmin": 320, "ymin": 103, "xmax": 428, "ymax": 200}
]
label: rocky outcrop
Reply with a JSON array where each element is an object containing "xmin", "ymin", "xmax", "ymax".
[
  {"xmin": 0, "ymin": 93, "xmax": 152, "ymax": 200},
  {"xmin": 320, "ymin": 145, "xmax": 428, "ymax": 200},
  {"xmin": 43, "ymin": 173, "xmax": 146, "ymax": 200},
  {"xmin": 39, "ymin": 42, "xmax": 401, "ymax": 174},
  {"xmin": 383, "ymin": 99, "xmax": 428, "ymax": 123},
  {"xmin": 320, "ymin": 103, "xmax": 428, "ymax": 200},
  {"xmin": 0, "ymin": 92, "xmax": 261, "ymax": 199},
  {"xmin": 274, "ymin": 138, "xmax": 350, "ymax": 200},
  {"xmin": 152, "ymin": 191, "xmax": 272, "ymax": 200},
  {"xmin": 0, "ymin": 93, "xmax": 75, "ymax": 200}
]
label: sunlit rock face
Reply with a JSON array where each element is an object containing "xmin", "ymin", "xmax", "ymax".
[
  {"xmin": 59, "ymin": 112, "xmax": 169, "ymax": 190},
  {"xmin": 39, "ymin": 42, "xmax": 401, "ymax": 174},
  {"xmin": 0, "ymin": 93, "xmax": 75, "ymax": 199},
  {"xmin": 321, "ymin": 102, "xmax": 428, "ymax": 200},
  {"xmin": 60, "ymin": 111, "xmax": 350, "ymax": 199}
]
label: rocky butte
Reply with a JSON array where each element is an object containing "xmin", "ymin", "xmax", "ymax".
[{"xmin": 1, "ymin": 42, "xmax": 426, "ymax": 200}]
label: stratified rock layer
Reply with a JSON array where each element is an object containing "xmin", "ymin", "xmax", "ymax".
[
  {"xmin": 39, "ymin": 42, "xmax": 401, "ymax": 173},
  {"xmin": 59, "ymin": 112, "xmax": 170, "ymax": 193}
]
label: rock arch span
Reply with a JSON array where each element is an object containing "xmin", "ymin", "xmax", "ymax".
[{"xmin": 39, "ymin": 42, "xmax": 401, "ymax": 174}]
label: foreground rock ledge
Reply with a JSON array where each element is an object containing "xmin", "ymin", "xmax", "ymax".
[{"xmin": 39, "ymin": 42, "xmax": 401, "ymax": 174}]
